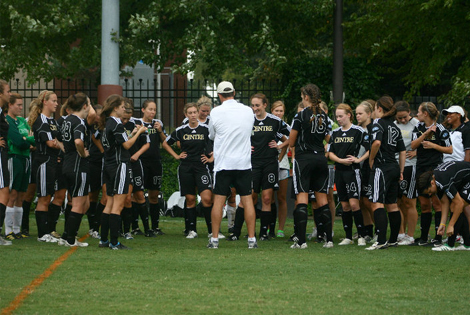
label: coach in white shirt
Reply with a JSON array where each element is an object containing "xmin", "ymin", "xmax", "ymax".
[{"xmin": 207, "ymin": 81, "xmax": 257, "ymax": 249}]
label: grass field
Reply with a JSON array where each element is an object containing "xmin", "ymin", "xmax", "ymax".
[{"xmin": 1, "ymin": 216, "xmax": 470, "ymax": 315}]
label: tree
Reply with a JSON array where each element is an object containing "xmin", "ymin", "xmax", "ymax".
[{"xmin": 345, "ymin": 0, "xmax": 470, "ymax": 105}]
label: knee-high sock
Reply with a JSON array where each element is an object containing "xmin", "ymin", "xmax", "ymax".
[
  {"xmin": 374, "ymin": 208, "xmax": 388, "ymax": 245},
  {"xmin": 269, "ymin": 203, "xmax": 277, "ymax": 235},
  {"xmin": 149, "ymin": 202, "xmax": 160, "ymax": 230},
  {"xmin": 183, "ymin": 207, "xmax": 189, "ymax": 233},
  {"xmin": 66, "ymin": 212, "xmax": 83, "ymax": 245},
  {"xmin": 202, "ymin": 205, "xmax": 212, "ymax": 234},
  {"xmin": 186, "ymin": 207, "xmax": 197, "ymax": 232},
  {"xmin": 94, "ymin": 202, "xmax": 105, "ymax": 231},
  {"xmin": 121, "ymin": 207, "xmax": 133, "ymax": 234},
  {"xmin": 35, "ymin": 210, "xmax": 48, "ymax": 238},
  {"xmin": 353, "ymin": 210, "xmax": 365, "ymax": 238},
  {"xmin": 63, "ymin": 204, "xmax": 72, "ymax": 233},
  {"xmin": 0, "ymin": 203, "xmax": 6, "ymax": 233},
  {"xmin": 100, "ymin": 213, "xmax": 110, "ymax": 242},
  {"xmin": 4, "ymin": 206, "xmax": 14, "ymax": 235},
  {"xmin": 48, "ymin": 203, "xmax": 62, "ymax": 233},
  {"xmin": 365, "ymin": 224, "xmax": 374, "ymax": 238},
  {"xmin": 320, "ymin": 204, "xmax": 332, "ymax": 242},
  {"xmin": 259, "ymin": 211, "xmax": 271, "ymax": 237},
  {"xmin": 135, "ymin": 202, "xmax": 150, "ymax": 232},
  {"xmin": 420, "ymin": 212, "xmax": 432, "ymax": 242},
  {"xmin": 233, "ymin": 206, "xmax": 245, "ymax": 237},
  {"xmin": 313, "ymin": 208, "xmax": 325, "ymax": 240},
  {"xmin": 22, "ymin": 200, "xmax": 32, "ymax": 233},
  {"xmin": 13, "ymin": 206, "xmax": 23, "ymax": 234},
  {"xmin": 434, "ymin": 211, "xmax": 442, "ymax": 241},
  {"xmin": 342, "ymin": 211, "xmax": 353, "ymax": 239},
  {"xmin": 388, "ymin": 211, "xmax": 401, "ymax": 243},
  {"xmin": 131, "ymin": 203, "xmax": 140, "ymax": 230},
  {"xmin": 87, "ymin": 201, "xmax": 97, "ymax": 231},
  {"xmin": 293, "ymin": 204, "xmax": 308, "ymax": 245},
  {"xmin": 109, "ymin": 213, "xmax": 121, "ymax": 246}
]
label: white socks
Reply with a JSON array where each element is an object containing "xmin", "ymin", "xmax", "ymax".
[
  {"xmin": 13, "ymin": 206, "xmax": 23, "ymax": 234},
  {"xmin": 226, "ymin": 205, "xmax": 235, "ymax": 228},
  {"xmin": 4, "ymin": 206, "xmax": 14, "ymax": 235}
]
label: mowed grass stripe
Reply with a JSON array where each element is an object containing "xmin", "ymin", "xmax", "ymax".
[{"xmin": 1, "ymin": 235, "xmax": 89, "ymax": 315}]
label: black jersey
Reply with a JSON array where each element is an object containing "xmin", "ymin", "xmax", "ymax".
[
  {"xmin": 166, "ymin": 123, "xmax": 212, "ymax": 164},
  {"xmin": 61, "ymin": 114, "xmax": 89, "ymax": 172},
  {"xmin": 370, "ymin": 117, "xmax": 406, "ymax": 165},
  {"xmin": 291, "ymin": 107, "xmax": 331, "ymax": 156},
  {"xmin": 123, "ymin": 117, "xmax": 150, "ymax": 156},
  {"xmin": 101, "ymin": 116, "xmax": 130, "ymax": 165},
  {"xmin": 135, "ymin": 118, "xmax": 167, "ymax": 161},
  {"xmin": 32, "ymin": 113, "xmax": 62, "ymax": 160},
  {"xmin": 434, "ymin": 161, "xmax": 470, "ymax": 200},
  {"xmin": 412, "ymin": 122, "xmax": 451, "ymax": 167},
  {"xmin": 252, "ymin": 113, "xmax": 290, "ymax": 161},
  {"xmin": 0, "ymin": 109, "xmax": 9, "ymax": 151},
  {"xmin": 88, "ymin": 125, "xmax": 103, "ymax": 164},
  {"xmin": 329, "ymin": 125, "xmax": 365, "ymax": 170}
]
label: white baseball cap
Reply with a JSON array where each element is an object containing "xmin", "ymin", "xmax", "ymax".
[
  {"xmin": 216, "ymin": 81, "xmax": 235, "ymax": 94},
  {"xmin": 442, "ymin": 105, "xmax": 465, "ymax": 117}
]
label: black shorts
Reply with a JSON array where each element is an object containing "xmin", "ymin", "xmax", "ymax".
[
  {"xmin": 30, "ymin": 152, "xmax": 37, "ymax": 184},
  {"xmin": 335, "ymin": 168, "xmax": 361, "ymax": 202},
  {"xmin": 130, "ymin": 160, "xmax": 145, "ymax": 192},
  {"xmin": 65, "ymin": 171, "xmax": 90, "ymax": 197},
  {"xmin": 36, "ymin": 157, "xmax": 57, "ymax": 197},
  {"xmin": 292, "ymin": 154, "xmax": 328, "ymax": 194},
  {"xmin": 213, "ymin": 169, "xmax": 252, "ymax": 197},
  {"xmin": 104, "ymin": 162, "xmax": 133, "ymax": 197},
  {"xmin": 55, "ymin": 159, "xmax": 67, "ymax": 191},
  {"xmin": 369, "ymin": 163, "xmax": 400, "ymax": 204},
  {"xmin": 252, "ymin": 159, "xmax": 279, "ymax": 192},
  {"xmin": 178, "ymin": 162, "xmax": 212, "ymax": 196},
  {"xmin": 142, "ymin": 159, "xmax": 162, "ymax": 191},
  {"xmin": 398, "ymin": 165, "xmax": 418, "ymax": 199},
  {"xmin": 89, "ymin": 158, "xmax": 104, "ymax": 192},
  {"xmin": 416, "ymin": 165, "xmax": 437, "ymax": 197},
  {"xmin": 459, "ymin": 182, "xmax": 470, "ymax": 204},
  {"xmin": 0, "ymin": 150, "xmax": 10, "ymax": 189},
  {"xmin": 361, "ymin": 163, "xmax": 371, "ymax": 198}
]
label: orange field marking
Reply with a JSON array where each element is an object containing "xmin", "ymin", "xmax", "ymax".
[{"xmin": 1, "ymin": 235, "xmax": 90, "ymax": 315}]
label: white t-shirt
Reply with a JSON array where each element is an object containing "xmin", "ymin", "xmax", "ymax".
[
  {"xmin": 209, "ymin": 99, "xmax": 254, "ymax": 172},
  {"xmin": 395, "ymin": 117, "xmax": 419, "ymax": 167}
]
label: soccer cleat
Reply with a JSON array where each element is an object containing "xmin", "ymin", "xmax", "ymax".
[
  {"xmin": 363, "ymin": 235, "xmax": 373, "ymax": 243},
  {"xmin": 430, "ymin": 239, "xmax": 442, "ymax": 247},
  {"xmin": 370, "ymin": 234, "xmax": 378, "ymax": 243},
  {"xmin": 145, "ymin": 230, "xmax": 157, "ymax": 238},
  {"xmin": 186, "ymin": 231, "xmax": 198, "ymax": 239},
  {"xmin": 21, "ymin": 230, "xmax": 30, "ymax": 237},
  {"xmin": 50, "ymin": 231, "xmax": 61, "ymax": 239},
  {"xmin": 89, "ymin": 230, "xmax": 100, "ymax": 239},
  {"xmin": 290, "ymin": 242, "xmax": 308, "ymax": 249},
  {"xmin": 365, "ymin": 242, "xmax": 388, "ymax": 250},
  {"xmin": 154, "ymin": 228, "xmax": 165, "ymax": 235},
  {"xmin": 132, "ymin": 228, "xmax": 144, "ymax": 236},
  {"xmin": 339, "ymin": 238, "xmax": 354, "ymax": 245},
  {"xmin": 109, "ymin": 242, "xmax": 131, "ymax": 250},
  {"xmin": 226, "ymin": 234, "xmax": 239, "ymax": 241},
  {"xmin": 58, "ymin": 238, "xmax": 67, "ymax": 246},
  {"xmin": 277, "ymin": 230, "xmax": 285, "ymax": 238},
  {"xmin": 37, "ymin": 234, "xmax": 59, "ymax": 243},
  {"xmin": 74, "ymin": 240, "xmax": 89, "ymax": 247},
  {"xmin": 352, "ymin": 232, "xmax": 359, "ymax": 240},
  {"xmin": 397, "ymin": 233, "xmax": 406, "ymax": 242},
  {"xmin": 307, "ymin": 227, "xmax": 317, "ymax": 241},
  {"xmin": 217, "ymin": 232, "xmax": 226, "ymax": 239},
  {"xmin": 456, "ymin": 235, "xmax": 464, "ymax": 244},
  {"xmin": 248, "ymin": 239, "xmax": 258, "ymax": 249},
  {"xmin": 0, "ymin": 236, "xmax": 12, "ymax": 246},
  {"xmin": 123, "ymin": 232, "xmax": 134, "ymax": 240},
  {"xmin": 432, "ymin": 243, "xmax": 454, "ymax": 251},
  {"xmin": 454, "ymin": 244, "xmax": 470, "ymax": 251},
  {"xmin": 289, "ymin": 234, "xmax": 299, "ymax": 243},
  {"xmin": 259, "ymin": 234, "xmax": 270, "ymax": 241},
  {"xmin": 387, "ymin": 242, "xmax": 398, "ymax": 248},
  {"xmin": 357, "ymin": 237, "xmax": 367, "ymax": 246},
  {"xmin": 323, "ymin": 241, "xmax": 334, "ymax": 248},
  {"xmin": 398, "ymin": 236, "xmax": 415, "ymax": 246},
  {"xmin": 99, "ymin": 240, "xmax": 110, "ymax": 248},
  {"xmin": 5, "ymin": 233, "xmax": 17, "ymax": 241},
  {"xmin": 15, "ymin": 232, "xmax": 28, "ymax": 239},
  {"xmin": 207, "ymin": 239, "xmax": 219, "ymax": 249}
]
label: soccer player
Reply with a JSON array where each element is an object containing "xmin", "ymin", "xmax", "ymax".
[
  {"xmin": 411, "ymin": 102, "xmax": 452, "ymax": 246},
  {"xmin": 418, "ymin": 161, "xmax": 470, "ymax": 251},
  {"xmin": 328, "ymin": 103, "xmax": 368, "ymax": 246},
  {"xmin": 366, "ymin": 96, "xmax": 406, "ymax": 250},
  {"xmin": 207, "ymin": 81, "xmax": 257, "ymax": 249},
  {"xmin": 99, "ymin": 95, "xmax": 147, "ymax": 250},
  {"xmin": 135, "ymin": 100, "xmax": 167, "ymax": 235},
  {"xmin": 0, "ymin": 79, "xmax": 11, "ymax": 246},
  {"xmin": 394, "ymin": 101, "xmax": 419, "ymax": 245},
  {"xmin": 290, "ymin": 84, "xmax": 332, "ymax": 249},
  {"xmin": 28, "ymin": 90, "xmax": 64, "ymax": 243},
  {"xmin": 163, "ymin": 102, "xmax": 214, "ymax": 239},
  {"xmin": 4, "ymin": 93, "xmax": 34, "ymax": 241},
  {"xmin": 58, "ymin": 93, "xmax": 95, "ymax": 247}
]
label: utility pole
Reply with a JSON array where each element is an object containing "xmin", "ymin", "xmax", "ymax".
[
  {"xmin": 98, "ymin": 0, "xmax": 122, "ymax": 104},
  {"xmin": 333, "ymin": 0, "xmax": 343, "ymax": 105}
]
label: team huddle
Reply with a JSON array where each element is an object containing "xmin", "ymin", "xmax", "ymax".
[{"xmin": 0, "ymin": 79, "xmax": 469, "ymax": 251}]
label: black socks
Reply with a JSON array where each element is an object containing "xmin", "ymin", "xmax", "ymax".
[{"xmin": 374, "ymin": 208, "xmax": 388, "ymax": 245}]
